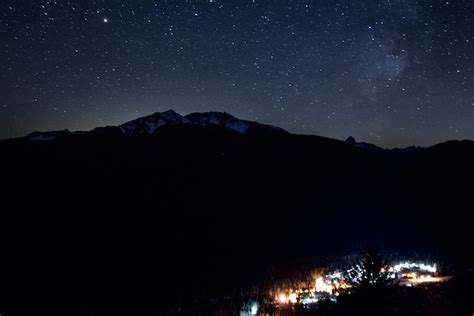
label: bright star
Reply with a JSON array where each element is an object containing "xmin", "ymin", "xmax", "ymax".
[{"xmin": 103, "ymin": 18, "xmax": 108, "ymax": 23}]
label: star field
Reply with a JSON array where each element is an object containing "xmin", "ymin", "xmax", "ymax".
[{"xmin": 1, "ymin": 0, "xmax": 473, "ymax": 147}]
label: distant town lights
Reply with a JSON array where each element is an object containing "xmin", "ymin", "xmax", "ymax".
[
  {"xmin": 393, "ymin": 262, "xmax": 437, "ymax": 274},
  {"xmin": 270, "ymin": 260, "xmax": 444, "ymax": 308}
]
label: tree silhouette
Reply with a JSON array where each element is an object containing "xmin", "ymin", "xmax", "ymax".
[
  {"xmin": 335, "ymin": 245, "xmax": 397, "ymax": 315},
  {"xmin": 346, "ymin": 244, "xmax": 395, "ymax": 293}
]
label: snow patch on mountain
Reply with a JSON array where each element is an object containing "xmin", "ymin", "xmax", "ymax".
[
  {"xmin": 30, "ymin": 134, "xmax": 57, "ymax": 141},
  {"xmin": 144, "ymin": 119, "xmax": 167, "ymax": 134},
  {"xmin": 27, "ymin": 130, "xmax": 72, "ymax": 141},
  {"xmin": 185, "ymin": 112, "xmax": 250, "ymax": 133},
  {"xmin": 225, "ymin": 120, "xmax": 248, "ymax": 133},
  {"xmin": 119, "ymin": 110, "xmax": 187, "ymax": 136}
]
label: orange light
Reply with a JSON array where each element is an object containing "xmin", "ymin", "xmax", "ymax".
[{"xmin": 278, "ymin": 293, "xmax": 287, "ymax": 304}]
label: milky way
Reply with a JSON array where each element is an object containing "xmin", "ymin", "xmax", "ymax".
[{"xmin": 1, "ymin": 0, "xmax": 473, "ymax": 146}]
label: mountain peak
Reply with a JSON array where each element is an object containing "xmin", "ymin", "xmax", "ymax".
[
  {"xmin": 119, "ymin": 110, "xmax": 185, "ymax": 136},
  {"xmin": 184, "ymin": 111, "xmax": 249, "ymax": 133},
  {"xmin": 115, "ymin": 110, "xmax": 288, "ymax": 137},
  {"xmin": 345, "ymin": 136, "xmax": 357, "ymax": 145},
  {"xmin": 160, "ymin": 109, "xmax": 183, "ymax": 120}
]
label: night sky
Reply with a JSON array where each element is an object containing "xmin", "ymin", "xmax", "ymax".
[{"xmin": 1, "ymin": 0, "xmax": 473, "ymax": 147}]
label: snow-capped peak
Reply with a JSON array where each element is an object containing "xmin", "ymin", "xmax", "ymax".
[
  {"xmin": 160, "ymin": 110, "xmax": 186, "ymax": 121},
  {"xmin": 118, "ymin": 110, "xmax": 256, "ymax": 136},
  {"xmin": 118, "ymin": 110, "xmax": 289, "ymax": 136},
  {"xmin": 185, "ymin": 112, "xmax": 249, "ymax": 133},
  {"xmin": 119, "ymin": 110, "xmax": 186, "ymax": 136}
]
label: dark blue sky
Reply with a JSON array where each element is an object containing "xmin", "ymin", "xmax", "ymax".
[{"xmin": 1, "ymin": 0, "xmax": 473, "ymax": 147}]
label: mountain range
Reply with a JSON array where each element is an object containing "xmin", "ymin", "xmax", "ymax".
[
  {"xmin": 21, "ymin": 109, "xmax": 472, "ymax": 157},
  {"xmin": 26, "ymin": 110, "xmax": 287, "ymax": 141},
  {"xmin": 0, "ymin": 110, "xmax": 473, "ymax": 315}
]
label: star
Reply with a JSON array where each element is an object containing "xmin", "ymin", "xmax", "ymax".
[{"xmin": 0, "ymin": 1, "xmax": 473, "ymax": 148}]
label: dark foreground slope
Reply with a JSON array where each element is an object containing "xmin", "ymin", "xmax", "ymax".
[{"xmin": 0, "ymin": 113, "xmax": 473, "ymax": 315}]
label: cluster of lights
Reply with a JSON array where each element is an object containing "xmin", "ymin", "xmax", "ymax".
[
  {"xmin": 390, "ymin": 262, "xmax": 446, "ymax": 286},
  {"xmin": 268, "ymin": 261, "xmax": 444, "ymax": 308},
  {"xmin": 273, "ymin": 273, "xmax": 349, "ymax": 307},
  {"xmin": 240, "ymin": 261, "xmax": 446, "ymax": 314},
  {"xmin": 393, "ymin": 262, "xmax": 437, "ymax": 274},
  {"xmin": 402, "ymin": 272, "xmax": 440, "ymax": 281}
]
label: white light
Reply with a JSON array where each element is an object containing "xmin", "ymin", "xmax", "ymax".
[
  {"xmin": 240, "ymin": 302, "xmax": 259, "ymax": 316},
  {"xmin": 250, "ymin": 302, "xmax": 258, "ymax": 315},
  {"xmin": 289, "ymin": 293, "xmax": 298, "ymax": 303},
  {"xmin": 278, "ymin": 293, "xmax": 287, "ymax": 304},
  {"xmin": 328, "ymin": 272, "xmax": 342, "ymax": 279},
  {"xmin": 301, "ymin": 297, "xmax": 318, "ymax": 305},
  {"xmin": 393, "ymin": 262, "xmax": 436, "ymax": 274},
  {"xmin": 103, "ymin": 18, "xmax": 108, "ymax": 23}
]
